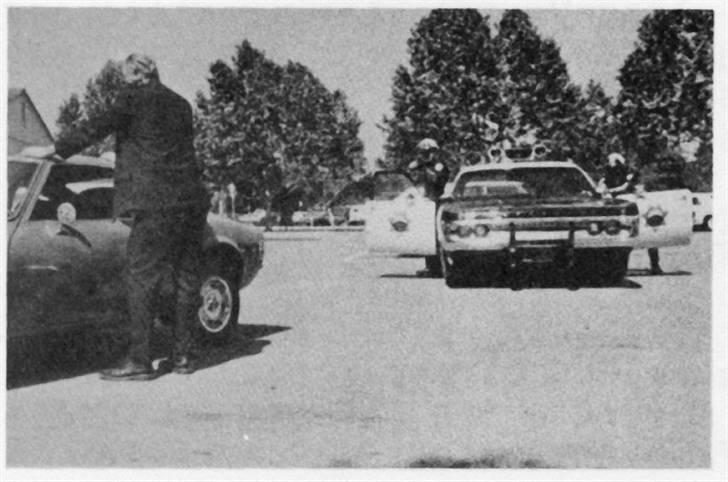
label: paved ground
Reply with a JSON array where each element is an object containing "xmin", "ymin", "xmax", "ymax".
[{"xmin": 5, "ymin": 231, "xmax": 712, "ymax": 468}]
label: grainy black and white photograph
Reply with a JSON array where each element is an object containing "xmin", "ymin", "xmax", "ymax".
[{"xmin": 2, "ymin": 1, "xmax": 726, "ymax": 480}]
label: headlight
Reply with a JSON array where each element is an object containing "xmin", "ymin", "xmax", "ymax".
[
  {"xmin": 604, "ymin": 220, "xmax": 621, "ymax": 235},
  {"xmin": 587, "ymin": 222, "xmax": 602, "ymax": 235},
  {"xmin": 457, "ymin": 225, "xmax": 473, "ymax": 237},
  {"xmin": 474, "ymin": 224, "xmax": 490, "ymax": 237}
]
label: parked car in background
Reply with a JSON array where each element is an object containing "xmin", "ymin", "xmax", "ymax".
[
  {"xmin": 237, "ymin": 208, "xmax": 268, "ymax": 225},
  {"xmin": 691, "ymin": 192, "xmax": 712, "ymax": 231},
  {"xmin": 292, "ymin": 208, "xmax": 332, "ymax": 226},
  {"xmin": 328, "ymin": 170, "xmax": 414, "ymax": 226},
  {"xmin": 6, "ymin": 154, "xmax": 264, "ymax": 358}
]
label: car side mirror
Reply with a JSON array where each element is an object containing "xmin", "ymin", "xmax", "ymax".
[{"xmin": 57, "ymin": 202, "xmax": 77, "ymax": 225}]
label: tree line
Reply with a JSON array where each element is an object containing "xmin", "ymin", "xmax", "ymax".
[
  {"xmin": 382, "ymin": 9, "xmax": 712, "ymax": 191},
  {"xmin": 54, "ymin": 8, "xmax": 713, "ymax": 214}
]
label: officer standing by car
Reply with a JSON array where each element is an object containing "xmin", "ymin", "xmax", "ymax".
[
  {"xmin": 21, "ymin": 54, "xmax": 209, "ymax": 380},
  {"xmin": 598, "ymin": 152, "xmax": 634, "ymax": 196},
  {"xmin": 408, "ymin": 138, "xmax": 450, "ymax": 276}
]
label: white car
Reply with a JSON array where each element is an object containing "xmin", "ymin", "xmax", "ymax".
[
  {"xmin": 366, "ymin": 159, "xmax": 693, "ymax": 285},
  {"xmin": 691, "ymin": 192, "xmax": 713, "ymax": 231}
]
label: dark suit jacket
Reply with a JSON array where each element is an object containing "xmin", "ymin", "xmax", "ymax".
[{"xmin": 55, "ymin": 81, "xmax": 208, "ymax": 216}]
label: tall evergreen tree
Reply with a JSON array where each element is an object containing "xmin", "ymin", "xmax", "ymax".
[
  {"xmin": 195, "ymin": 41, "xmax": 366, "ymax": 212},
  {"xmin": 382, "ymin": 9, "xmax": 496, "ymax": 171},
  {"xmin": 55, "ymin": 60, "xmax": 125, "ymax": 156},
  {"xmin": 490, "ymin": 10, "xmax": 583, "ymax": 162},
  {"xmin": 382, "ymin": 9, "xmax": 590, "ymax": 172},
  {"xmin": 572, "ymin": 80, "xmax": 621, "ymax": 176},
  {"xmin": 616, "ymin": 10, "xmax": 713, "ymax": 190}
]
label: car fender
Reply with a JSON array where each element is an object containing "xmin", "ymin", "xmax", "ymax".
[{"xmin": 619, "ymin": 189, "xmax": 693, "ymax": 248}]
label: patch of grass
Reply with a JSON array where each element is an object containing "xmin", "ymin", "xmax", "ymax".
[{"xmin": 409, "ymin": 452, "xmax": 554, "ymax": 469}]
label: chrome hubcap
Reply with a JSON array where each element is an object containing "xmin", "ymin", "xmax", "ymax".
[{"xmin": 198, "ymin": 276, "xmax": 233, "ymax": 333}]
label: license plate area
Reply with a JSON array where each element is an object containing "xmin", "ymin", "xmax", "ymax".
[{"xmin": 519, "ymin": 246, "xmax": 560, "ymax": 263}]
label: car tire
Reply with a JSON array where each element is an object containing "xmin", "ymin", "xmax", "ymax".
[
  {"xmin": 440, "ymin": 248, "xmax": 469, "ymax": 288},
  {"xmin": 602, "ymin": 249, "xmax": 630, "ymax": 285},
  {"xmin": 197, "ymin": 260, "xmax": 240, "ymax": 342},
  {"xmin": 704, "ymin": 216, "xmax": 712, "ymax": 231},
  {"xmin": 572, "ymin": 249, "xmax": 629, "ymax": 286}
]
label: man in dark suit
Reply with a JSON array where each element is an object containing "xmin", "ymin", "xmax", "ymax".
[{"xmin": 22, "ymin": 54, "xmax": 209, "ymax": 380}]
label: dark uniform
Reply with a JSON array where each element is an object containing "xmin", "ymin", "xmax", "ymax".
[
  {"xmin": 603, "ymin": 161, "xmax": 629, "ymax": 192},
  {"xmin": 408, "ymin": 154, "xmax": 450, "ymax": 202},
  {"xmin": 55, "ymin": 81, "xmax": 209, "ymax": 373}
]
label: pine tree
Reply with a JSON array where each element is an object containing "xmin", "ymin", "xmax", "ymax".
[
  {"xmin": 55, "ymin": 61, "xmax": 125, "ymax": 156},
  {"xmin": 382, "ymin": 9, "xmax": 496, "ymax": 171},
  {"xmin": 490, "ymin": 10, "xmax": 583, "ymax": 162},
  {"xmin": 382, "ymin": 9, "xmax": 590, "ymax": 172},
  {"xmin": 616, "ymin": 10, "xmax": 713, "ymax": 190},
  {"xmin": 572, "ymin": 81, "xmax": 621, "ymax": 176},
  {"xmin": 195, "ymin": 41, "xmax": 366, "ymax": 213}
]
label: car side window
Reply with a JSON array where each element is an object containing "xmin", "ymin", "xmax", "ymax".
[{"xmin": 30, "ymin": 164, "xmax": 114, "ymax": 221}]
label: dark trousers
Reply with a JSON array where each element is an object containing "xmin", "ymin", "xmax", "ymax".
[{"xmin": 125, "ymin": 206, "xmax": 207, "ymax": 364}]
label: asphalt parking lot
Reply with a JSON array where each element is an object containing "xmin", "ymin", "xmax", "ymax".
[{"xmin": 5, "ymin": 230, "xmax": 712, "ymax": 468}]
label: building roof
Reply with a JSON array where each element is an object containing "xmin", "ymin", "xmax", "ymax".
[
  {"xmin": 8, "ymin": 87, "xmax": 25, "ymax": 101},
  {"xmin": 8, "ymin": 87, "xmax": 54, "ymax": 142}
]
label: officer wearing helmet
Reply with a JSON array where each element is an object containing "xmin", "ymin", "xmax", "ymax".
[
  {"xmin": 599, "ymin": 152, "xmax": 636, "ymax": 195},
  {"xmin": 408, "ymin": 138, "xmax": 450, "ymax": 201}
]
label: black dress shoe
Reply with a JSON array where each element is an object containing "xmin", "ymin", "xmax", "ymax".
[
  {"xmin": 100, "ymin": 359, "xmax": 157, "ymax": 381},
  {"xmin": 172, "ymin": 354, "xmax": 197, "ymax": 375}
]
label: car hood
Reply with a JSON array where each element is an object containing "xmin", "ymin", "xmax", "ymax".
[
  {"xmin": 207, "ymin": 213, "xmax": 264, "ymax": 247},
  {"xmin": 441, "ymin": 196, "xmax": 638, "ymax": 217}
]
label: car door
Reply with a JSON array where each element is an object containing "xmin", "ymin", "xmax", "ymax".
[
  {"xmin": 619, "ymin": 189, "xmax": 693, "ymax": 249},
  {"xmin": 364, "ymin": 186, "xmax": 437, "ymax": 256},
  {"xmin": 6, "ymin": 162, "xmax": 128, "ymax": 339}
]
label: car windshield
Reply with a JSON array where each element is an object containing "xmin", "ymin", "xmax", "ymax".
[
  {"xmin": 8, "ymin": 161, "xmax": 40, "ymax": 219},
  {"xmin": 453, "ymin": 166, "xmax": 596, "ymax": 200},
  {"xmin": 30, "ymin": 164, "xmax": 115, "ymax": 221}
]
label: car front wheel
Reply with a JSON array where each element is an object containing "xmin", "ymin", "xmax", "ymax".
[
  {"xmin": 197, "ymin": 263, "xmax": 240, "ymax": 342},
  {"xmin": 440, "ymin": 248, "xmax": 471, "ymax": 288}
]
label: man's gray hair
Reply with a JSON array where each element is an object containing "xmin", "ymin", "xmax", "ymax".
[{"xmin": 124, "ymin": 53, "xmax": 159, "ymax": 82}]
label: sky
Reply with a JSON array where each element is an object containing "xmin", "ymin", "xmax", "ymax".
[{"xmin": 7, "ymin": 7, "xmax": 650, "ymax": 164}]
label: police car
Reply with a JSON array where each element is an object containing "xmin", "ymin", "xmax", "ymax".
[{"xmin": 366, "ymin": 147, "xmax": 693, "ymax": 287}]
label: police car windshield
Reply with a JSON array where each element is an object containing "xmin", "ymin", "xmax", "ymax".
[{"xmin": 454, "ymin": 167, "xmax": 596, "ymax": 200}]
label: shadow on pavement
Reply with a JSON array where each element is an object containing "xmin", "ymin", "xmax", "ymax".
[
  {"xmin": 380, "ymin": 271, "xmax": 440, "ymax": 279},
  {"xmin": 453, "ymin": 271, "xmax": 642, "ymax": 290},
  {"xmin": 264, "ymin": 237, "xmax": 321, "ymax": 242},
  {"xmin": 382, "ymin": 268, "xmax": 642, "ymax": 289},
  {"xmin": 6, "ymin": 324, "xmax": 289, "ymax": 390},
  {"xmin": 626, "ymin": 269, "xmax": 692, "ymax": 277}
]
